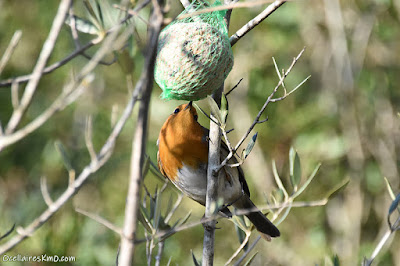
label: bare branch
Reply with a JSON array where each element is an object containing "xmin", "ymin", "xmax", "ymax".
[
  {"xmin": 270, "ymin": 75, "xmax": 310, "ymax": 102},
  {"xmin": 155, "ymin": 241, "xmax": 165, "ymax": 266},
  {"xmin": 75, "ymin": 208, "xmax": 122, "ymax": 235},
  {"xmin": 233, "ymin": 47, "xmax": 305, "ymax": 152},
  {"xmin": 0, "ymin": 56, "xmax": 143, "ymax": 255},
  {"xmin": 225, "ymin": 78, "xmax": 243, "ymax": 96},
  {"xmin": 0, "ymin": 224, "xmax": 15, "ymax": 242},
  {"xmin": 177, "ymin": 0, "xmax": 287, "ymax": 20},
  {"xmin": 165, "ymin": 193, "xmax": 184, "ymax": 223},
  {"xmin": 0, "ymin": 30, "xmax": 22, "ymax": 76},
  {"xmin": 40, "ymin": 176, "xmax": 54, "ymax": 207},
  {"xmin": 225, "ymin": 231, "xmax": 251, "ymax": 265},
  {"xmin": 233, "ymin": 236, "xmax": 261, "ymax": 266},
  {"xmin": 230, "ymin": 0, "xmax": 286, "ymax": 46},
  {"xmin": 218, "ymin": 48, "xmax": 306, "ymax": 171},
  {"xmin": 85, "ymin": 115, "xmax": 97, "ymax": 162},
  {"xmin": 10, "ymin": 81, "xmax": 19, "ymax": 109},
  {"xmin": 0, "ymin": 12, "xmax": 139, "ymax": 152},
  {"xmin": 0, "ymin": 74, "xmax": 94, "ymax": 152},
  {"xmin": 5, "ymin": 0, "xmax": 72, "ymax": 134},
  {"xmin": 0, "ymin": 38, "xmax": 101, "ymax": 88},
  {"xmin": 363, "ymin": 229, "xmax": 392, "ymax": 266},
  {"xmin": 118, "ymin": 0, "xmax": 163, "ymax": 264},
  {"xmin": 179, "ymin": 0, "xmax": 191, "ymax": 9},
  {"xmin": 0, "ymin": 0, "xmax": 151, "ymax": 89},
  {"xmin": 202, "ymin": 89, "xmax": 223, "ymax": 266},
  {"xmin": 256, "ymin": 116, "xmax": 269, "ymax": 124},
  {"xmin": 273, "ymin": 57, "xmax": 286, "ymax": 94}
]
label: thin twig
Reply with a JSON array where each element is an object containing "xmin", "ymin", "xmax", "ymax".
[
  {"xmin": 85, "ymin": 115, "xmax": 97, "ymax": 162},
  {"xmin": 5, "ymin": 0, "xmax": 72, "ymax": 134},
  {"xmin": 11, "ymin": 81, "xmax": 19, "ymax": 109},
  {"xmin": 230, "ymin": 0, "xmax": 286, "ymax": 46},
  {"xmin": 165, "ymin": 193, "xmax": 184, "ymax": 223},
  {"xmin": 270, "ymin": 75, "xmax": 311, "ymax": 102},
  {"xmin": 218, "ymin": 48, "xmax": 306, "ymax": 171},
  {"xmin": 273, "ymin": 57, "xmax": 286, "ymax": 93},
  {"xmin": 225, "ymin": 231, "xmax": 251, "ymax": 265},
  {"xmin": 0, "ymin": 39, "xmax": 143, "ymax": 253},
  {"xmin": 0, "ymin": 15, "xmax": 136, "ymax": 152},
  {"xmin": 0, "ymin": 74, "xmax": 94, "ymax": 152},
  {"xmin": 177, "ymin": 0, "xmax": 289, "ymax": 21},
  {"xmin": 233, "ymin": 236, "xmax": 261, "ymax": 266},
  {"xmin": 0, "ymin": 224, "xmax": 15, "ymax": 242},
  {"xmin": 0, "ymin": 0, "xmax": 151, "ymax": 89},
  {"xmin": 155, "ymin": 241, "xmax": 165, "ymax": 266},
  {"xmin": 0, "ymin": 30, "xmax": 22, "ymax": 76},
  {"xmin": 179, "ymin": 0, "xmax": 191, "ymax": 9},
  {"xmin": 0, "ymin": 39, "xmax": 100, "ymax": 88},
  {"xmin": 75, "ymin": 208, "xmax": 122, "ymax": 235},
  {"xmin": 225, "ymin": 78, "xmax": 243, "ymax": 96},
  {"xmin": 363, "ymin": 229, "xmax": 392, "ymax": 266},
  {"xmin": 40, "ymin": 176, "xmax": 54, "ymax": 207}
]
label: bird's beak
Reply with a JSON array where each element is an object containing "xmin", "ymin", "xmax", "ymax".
[{"xmin": 184, "ymin": 101, "xmax": 193, "ymax": 110}]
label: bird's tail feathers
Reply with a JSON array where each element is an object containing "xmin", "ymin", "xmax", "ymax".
[{"xmin": 234, "ymin": 194, "xmax": 280, "ymax": 239}]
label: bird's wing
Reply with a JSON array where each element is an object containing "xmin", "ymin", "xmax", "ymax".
[
  {"xmin": 220, "ymin": 141, "xmax": 250, "ymax": 197},
  {"xmin": 204, "ymin": 126, "xmax": 250, "ymax": 197}
]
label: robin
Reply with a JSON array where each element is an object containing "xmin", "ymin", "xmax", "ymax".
[{"xmin": 157, "ymin": 101, "xmax": 280, "ymax": 240}]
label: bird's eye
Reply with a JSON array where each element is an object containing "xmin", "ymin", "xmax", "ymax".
[
  {"xmin": 174, "ymin": 108, "xmax": 180, "ymax": 114},
  {"xmin": 194, "ymin": 115, "xmax": 198, "ymax": 121}
]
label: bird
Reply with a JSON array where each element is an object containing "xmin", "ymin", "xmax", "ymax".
[{"xmin": 157, "ymin": 101, "xmax": 280, "ymax": 240}]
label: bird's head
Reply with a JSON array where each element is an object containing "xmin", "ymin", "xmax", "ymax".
[
  {"xmin": 166, "ymin": 101, "xmax": 199, "ymax": 130},
  {"xmin": 159, "ymin": 101, "xmax": 206, "ymax": 152}
]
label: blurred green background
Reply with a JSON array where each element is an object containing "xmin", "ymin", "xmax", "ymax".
[{"xmin": 0, "ymin": 0, "xmax": 399, "ymax": 265}]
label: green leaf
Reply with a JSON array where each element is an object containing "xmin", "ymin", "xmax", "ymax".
[
  {"xmin": 220, "ymin": 93, "xmax": 229, "ymax": 124},
  {"xmin": 292, "ymin": 163, "xmax": 321, "ymax": 198},
  {"xmin": 384, "ymin": 177, "xmax": 396, "ymax": 200},
  {"xmin": 289, "ymin": 147, "xmax": 301, "ymax": 191},
  {"xmin": 325, "ymin": 178, "xmax": 350, "ymax": 200},
  {"xmin": 244, "ymin": 251, "xmax": 258, "ymax": 266},
  {"xmin": 54, "ymin": 140, "xmax": 73, "ymax": 172},
  {"xmin": 176, "ymin": 211, "xmax": 191, "ymax": 227},
  {"xmin": 271, "ymin": 188, "xmax": 284, "ymax": 203},
  {"xmin": 94, "ymin": 0, "xmax": 104, "ymax": 29},
  {"xmin": 272, "ymin": 160, "xmax": 288, "ymax": 199},
  {"xmin": 138, "ymin": 207, "xmax": 153, "ymax": 232},
  {"xmin": 165, "ymin": 195, "xmax": 174, "ymax": 217},
  {"xmin": 83, "ymin": 0, "xmax": 103, "ymax": 32},
  {"xmin": 191, "ymin": 250, "xmax": 201, "ymax": 266},
  {"xmin": 388, "ymin": 193, "xmax": 400, "ymax": 216},
  {"xmin": 153, "ymin": 190, "xmax": 162, "ymax": 229},
  {"xmin": 232, "ymin": 215, "xmax": 249, "ymax": 231},
  {"xmin": 65, "ymin": 15, "xmax": 99, "ymax": 35},
  {"xmin": 244, "ymin": 133, "xmax": 257, "ymax": 159},
  {"xmin": 83, "ymin": 0, "xmax": 98, "ymax": 21},
  {"xmin": 142, "ymin": 155, "xmax": 150, "ymax": 177},
  {"xmin": 332, "ymin": 254, "xmax": 340, "ymax": 266},
  {"xmin": 207, "ymin": 96, "xmax": 222, "ymax": 126},
  {"xmin": 149, "ymin": 195, "xmax": 156, "ymax": 220},
  {"xmin": 235, "ymin": 224, "xmax": 247, "ymax": 247}
]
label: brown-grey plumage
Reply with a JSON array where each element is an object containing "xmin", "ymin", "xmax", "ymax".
[{"xmin": 157, "ymin": 102, "xmax": 280, "ymax": 239}]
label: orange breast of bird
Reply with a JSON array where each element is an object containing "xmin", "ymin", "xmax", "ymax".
[
  {"xmin": 157, "ymin": 103, "xmax": 281, "ymax": 239},
  {"xmin": 157, "ymin": 104, "xmax": 208, "ymax": 177},
  {"xmin": 157, "ymin": 102, "xmax": 245, "ymax": 205}
]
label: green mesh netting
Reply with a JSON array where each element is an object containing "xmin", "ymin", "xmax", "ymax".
[{"xmin": 154, "ymin": 0, "xmax": 234, "ymax": 101}]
